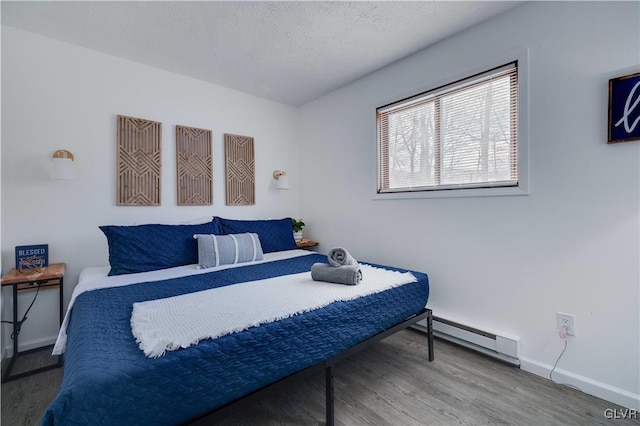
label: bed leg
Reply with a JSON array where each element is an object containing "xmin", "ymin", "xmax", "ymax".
[
  {"xmin": 427, "ymin": 309, "xmax": 434, "ymax": 362},
  {"xmin": 325, "ymin": 365, "xmax": 335, "ymax": 426}
]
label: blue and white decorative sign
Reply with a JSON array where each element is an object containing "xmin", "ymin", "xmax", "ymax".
[
  {"xmin": 15, "ymin": 244, "xmax": 49, "ymax": 272},
  {"xmin": 609, "ymin": 72, "xmax": 640, "ymax": 144}
]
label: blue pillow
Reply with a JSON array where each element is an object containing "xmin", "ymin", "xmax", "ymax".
[
  {"xmin": 100, "ymin": 219, "xmax": 224, "ymax": 276},
  {"xmin": 194, "ymin": 233, "xmax": 264, "ymax": 268},
  {"xmin": 218, "ymin": 217, "xmax": 297, "ymax": 253}
]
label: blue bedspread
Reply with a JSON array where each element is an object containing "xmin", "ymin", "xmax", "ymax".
[{"xmin": 42, "ymin": 254, "xmax": 429, "ymax": 426}]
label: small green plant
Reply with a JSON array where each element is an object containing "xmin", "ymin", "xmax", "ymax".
[{"xmin": 291, "ymin": 218, "xmax": 305, "ymax": 232}]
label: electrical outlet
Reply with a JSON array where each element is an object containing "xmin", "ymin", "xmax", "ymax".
[{"xmin": 557, "ymin": 312, "xmax": 576, "ymax": 336}]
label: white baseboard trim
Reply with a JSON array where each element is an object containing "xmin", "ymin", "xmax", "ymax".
[
  {"xmin": 21, "ymin": 335, "xmax": 58, "ymax": 352},
  {"xmin": 1, "ymin": 335, "xmax": 58, "ymax": 358},
  {"xmin": 520, "ymin": 357, "xmax": 640, "ymax": 411}
]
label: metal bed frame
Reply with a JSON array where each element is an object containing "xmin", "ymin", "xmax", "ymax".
[{"xmin": 187, "ymin": 308, "xmax": 434, "ymax": 426}]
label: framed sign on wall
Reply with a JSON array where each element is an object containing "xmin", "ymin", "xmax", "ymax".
[{"xmin": 608, "ymin": 72, "xmax": 640, "ymax": 144}]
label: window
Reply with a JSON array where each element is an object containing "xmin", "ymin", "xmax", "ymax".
[{"xmin": 377, "ymin": 62, "xmax": 519, "ymax": 195}]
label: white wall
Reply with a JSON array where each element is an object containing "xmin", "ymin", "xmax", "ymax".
[
  {"xmin": 2, "ymin": 1, "xmax": 639, "ymax": 411},
  {"xmin": 299, "ymin": 2, "xmax": 640, "ymax": 409},
  {"xmin": 1, "ymin": 26, "xmax": 300, "ymax": 350}
]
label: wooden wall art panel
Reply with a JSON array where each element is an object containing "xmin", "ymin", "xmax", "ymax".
[
  {"xmin": 116, "ymin": 115, "xmax": 162, "ymax": 206},
  {"xmin": 224, "ymin": 133, "xmax": 255, "ymax": 206},
  {"xmin": 176, "ymin": 125, "xmax": 213, "ymax": 206}
]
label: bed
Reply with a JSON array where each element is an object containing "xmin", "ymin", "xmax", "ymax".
[{"xmin": 42, "ymin": 218, "xmax": 432, "ymax": 426}]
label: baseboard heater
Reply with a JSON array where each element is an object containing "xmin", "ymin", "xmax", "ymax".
[{"xmin": 413, "ymin": 315, "xmax": 520, "ymax": 366}]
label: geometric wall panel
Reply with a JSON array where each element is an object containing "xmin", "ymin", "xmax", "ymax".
[
  {"xmin": 176, "ymin": 125, "xmax": 213, "ymax": 206},
  {"xmin": 116, "ymin": 115, "xmax": 162, "ymax": 206},
  {"xmin": 224, "ymin": 133, "xmax": 255, "ymax": 206}
]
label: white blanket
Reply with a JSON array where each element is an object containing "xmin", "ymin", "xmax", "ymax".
[
  {"xmin": 131, "ymin": 264, "xmax": 417, "ymax": 358},
  {"xmin": 52, "ymin": 250, "xmax": 313, "ymax": 355}
]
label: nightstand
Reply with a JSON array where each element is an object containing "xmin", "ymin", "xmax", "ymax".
[
  {"xmin": 296, "ymin": 240, "xmax": 319, "ymax": 249},
  {"xmin": 0, "ymin": 263, "xmax": 65, "ymax": 382}
]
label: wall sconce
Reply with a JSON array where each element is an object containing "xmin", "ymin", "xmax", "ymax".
[
  {"xmin": 273, "ymin": 170, "xmax": 290, "ymax": 190},
  {"xmin": 51, "ymin": 150, "xmax": 77, "ymax": 179}
]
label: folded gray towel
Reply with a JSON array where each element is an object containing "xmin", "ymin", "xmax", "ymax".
[
  {"xmin": 327, "ymin": 247, "xmax": 358, "ymax": 267},
  {"xmin": 311, "ymin": 263, "xmax": 362, "ymax": 286}
]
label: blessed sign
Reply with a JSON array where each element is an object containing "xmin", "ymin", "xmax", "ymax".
[
  {"xmin": 15, "ymin": 244, "xmax": 49, "ymax": 272},
  {"xmin": 608, "ymin": 72, "xmax": 640, "ymax": 144}
]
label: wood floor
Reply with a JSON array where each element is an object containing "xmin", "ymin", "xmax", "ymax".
[{"xmin": 2, "ymin": 330, "xmax": 638, "ymax": 425}]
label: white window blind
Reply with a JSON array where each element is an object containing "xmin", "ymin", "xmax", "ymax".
[{"xmin": 377, "ymin": 62, "xmax": 518, "ymax": 193}]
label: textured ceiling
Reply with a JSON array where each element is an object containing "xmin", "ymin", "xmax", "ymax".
[{"xmin": 2, "ymin": 1, "xmax": 522, "ymax": 106}]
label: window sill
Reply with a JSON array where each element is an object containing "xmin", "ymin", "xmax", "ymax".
[{"xmin": 372, "ymin": 185, "xmax": 528, "ymax": 200}]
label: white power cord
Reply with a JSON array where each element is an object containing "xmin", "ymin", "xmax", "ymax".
[
  {"xmin": 549, "ymin": 327, "xmax": 583, "ymax": 392},
  {"xmin": 549, "ymin": 338, "xmax": 567, "ymax": 381}
]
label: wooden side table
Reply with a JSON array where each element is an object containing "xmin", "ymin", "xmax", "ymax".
[
  {"xmin": 296, "ymin": 240, "xmax": 319, "ymax": 249},
  {"xmin": 0, "ymin": 263, "xmax": 65, "ymax": 382}
]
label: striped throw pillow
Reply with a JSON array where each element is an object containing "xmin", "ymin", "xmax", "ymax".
[{"xmin": 194, "ymin": 233, "xmax": 264, "ymax": 269}]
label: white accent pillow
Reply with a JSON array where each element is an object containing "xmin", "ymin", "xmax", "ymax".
[{"xmin": 194, "ymin": 233, "xmax": 264, "ymax": 268}]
